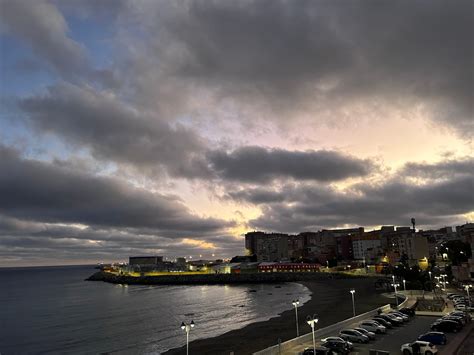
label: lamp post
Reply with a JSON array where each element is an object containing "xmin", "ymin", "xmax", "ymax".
[
  {"xmin": 350, "ymin": 289, "xmax": 356, "ymax": 317},
  {"xmin": 306, "ymin": 314, "xmax": 319, "ymax": 355},
  {"xmin": 441, "ymin": 274, "xmax": 447, "ymax": 290},
  {"xmin": 391, "ymin": 283, "xmax": 400, "ymax": 307},
  {"xmin": 180, "ymin": 320, "xmax": 195, "ymax": 355},
  {"xmin": 465, "ymin": 285, "xmax": 471, "ymax": 307},
  {"xmin": 428, "ymin": 271, "xmax": 432, "ymax": 281},
  {"xmin": 403, "ymin": 279, "xmax": 406, "ymax": 292},
  {"xmin": 292, "ymin": 299, "xmax": 300, "ymax": 337}
]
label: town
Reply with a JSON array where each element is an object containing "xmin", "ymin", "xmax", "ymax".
[{"xmin": 101, "ymin": 221, "xmax": 474, "ymax": 284}]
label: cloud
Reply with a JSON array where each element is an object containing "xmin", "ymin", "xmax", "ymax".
[
  {"xmin": 402, "ymin": 158, "xmax": 474, "ymax": 180},
  {"xmin": 0, "ymin": 0, "xmax": 115, "ymax": 84},
  {"xmin": 120, "ymin": 0, "xmax": 472, "ymax": 136},
  {"xmin": 208, "ymin": 146, "xmax": 372, "ymax": 183},
  {"xmin": 226, "ymin": 159, "xmax": 474, "ymax": 232},
  {"xmin": 18, "ymin": 82, "xmax": 210, "ymax": 179},
  {"xmin": 0, "ymin": 145, "xmax": 230, "ymax": 235}
]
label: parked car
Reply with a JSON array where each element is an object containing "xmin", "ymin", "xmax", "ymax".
[
  {"xmin": 449, "ymin": 311, "xmax": 471, "ymax": 322},
  {"xmin": 399, "ymin": 307, "xmax": 416, "ymax": 316},
  {"xmin": 320, "ymin": 337, "xmax": 353, "ymax": 352},
  {"xmin": 447, "ymin": 293, "xmax": 461, "ymax": 300},
  {"xmin": 302, "ymin": 346, "xmax": 331, "ymax": 355},
  {"xmin": 378, "ymin": 314, "xmax": 402, "ymax": 325},
  {"xmin": 455, "ymin": 304, "xmax": 474, "ymax": 312},
  {"xmin": 359, "ymin": 320, "xmax": 386, "ymax": 334},
  {"xmin": 372, "ymin": 316, "xmax": 393, "ymax": 328},
  {"xmin": 441, "ymin": 316, "xmax": 464, "ymax": 327},
  {"xmin": 431, "ymin": 320, "xmax": 462, "ymax": 333},
  {"xmin": 417, "ymin": 332, "xmax": 447, "ymax": 345},
  {"xmin": 339, "ymin": 329, "xmax": 369, "ymax": 343},
  {"xmin": 389, "ymin": 311, "xmax": 409, "ymax": 321},
  {"xmin": 401, "ymin": 340, "xmax": 438, "ymax": 355},
  {"xmin": 443, "ymin": 314, "xmax": 466, "ymax": 324},
  {"xmin": 353, "ymin": 327, "xmax": 376, "ymax": 340}
]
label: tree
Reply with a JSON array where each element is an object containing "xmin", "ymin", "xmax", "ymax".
[{"xmin": 439, "ymin": 240, "xmax": 472, "ymax": 265}]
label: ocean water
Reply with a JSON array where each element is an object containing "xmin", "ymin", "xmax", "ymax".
[{"xmin": 0, "ymin": 265, "xmax": 311, "ymax": 354}]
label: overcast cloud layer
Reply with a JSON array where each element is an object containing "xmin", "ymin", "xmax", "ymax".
[{"xmin": 0, "ymin": 0, "xmax": 472, "ymax": 266}]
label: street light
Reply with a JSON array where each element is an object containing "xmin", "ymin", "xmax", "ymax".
[
  {"xmin": 391, "ymin": 283, "xmax": 400, "ymax": 307},
  {"xmin": 465, "ymin": 285, "xmax": 472, "ymax": 307},
  {"xmin": 441, "ymin": 274, "xmax": 447, "ymax": 290},
  {"xmin": 180, "ymin": 320, "xmax": 195, "ymax": 355},
  {"xmin": 428, "ymin": 271, "xmax": 432, "ymax": 281},
  {"xmin": 403, "ymin": 279, "xmax": 406, "ymax": 292},
  {"xmin": 350, "ymin": 289, "xmax": 356, "ymax": 317},
  {"xmin": 292, "ymin": 299, "xmax": 300, "ymax": 337},
  {"xmin": 306, "ymin": 314, "xmax": 319, "ymax": 355}
]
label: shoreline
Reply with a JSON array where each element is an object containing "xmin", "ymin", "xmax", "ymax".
[{"xmin": 162, "ymin": 277, "xmax": 390, "ymax": 355}]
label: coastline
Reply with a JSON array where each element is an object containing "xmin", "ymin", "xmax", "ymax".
[{"xmin": 162, "ymin": 277, "xmax": 389, "ymax": 355}]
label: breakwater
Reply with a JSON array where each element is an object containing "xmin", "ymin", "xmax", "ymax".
[{"xmin": 86, "ymin": 271, "xmax": 364, "ymax": 285}]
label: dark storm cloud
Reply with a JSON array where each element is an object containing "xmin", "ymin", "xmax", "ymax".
[
  {"xmin": 209, "ymin": 146, "xmax": 372, "ymax": 183},
  {"xmin": 0, "ymin": 214, "xmax": 243, "ymax": 265},
  {"xmin": 226, "ymin": 159, "xmax": 474, "ymax": 232},
  {"xmin": 402, "ymin": 158, "xmax": 474, "ymax": 179},
  {"xmin": 141, "ymin": 0, "xmax": 472, "ymax": 135},
  {"xmin": 18, "ymin": 83, "xmax": 374, "ymax": 183},
  {"xmin": 18, "ymin": 83, "xmax": 211, "ymax": 179},
  {"xmin": 0, "ymin": 145, "xmax": 229, "ymax": 235}
]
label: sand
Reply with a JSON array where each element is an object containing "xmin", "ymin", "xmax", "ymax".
[{"xmin": 164, "ymin": 277, "xmax": 390, "ymax": 355}]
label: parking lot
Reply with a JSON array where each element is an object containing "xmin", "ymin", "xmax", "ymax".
[
  {"xmin": 350, "ymin": 316, "xmax": 447, "ymax": 354},
  {"xmin": 295, "ymin": 313, "xmax": 472, "ymax": 354}
]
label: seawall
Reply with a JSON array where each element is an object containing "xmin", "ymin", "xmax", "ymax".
[{"xmin": 86, "ymin": 271, "xmax": 367, "ymax": 285}]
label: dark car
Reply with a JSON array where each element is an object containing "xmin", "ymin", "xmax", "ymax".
[
  {"xmin": 398, "ymin": 307, "xmax": 416, "ymax": 316},
  {"xmin": 302, "ymin": 346, "xmax": 330, "ymax": 355},
  {"xmin": 417, "ymin": 331, "xmax": 447, "ymax": 345},
  {"xmin": 450, "ymin": 311, "xmax": 471, "ymax": 323},
  {"xmin": 377, "ymin": 314, "xmax": 400, "ymax": 326},
  {"xmin": 372, "ymin": 316, "xmax": 393, "ymax": 328},
  {"xmin": 319, "ymin": 341, "xmax": 350, "ymax": 355},
  {"xmin": 431, "ymin": 320, "xmax": 462, "ymax": 333},
  {"xmin": 442, "ymin": 316, "xmax": 464, "ymax": 327}
]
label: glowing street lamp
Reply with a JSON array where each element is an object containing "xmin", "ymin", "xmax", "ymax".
[
  {"xmin": 180, "ymin": 320, "xmax": 195, "ymax": 355},
  {"xmin": 350, "ymin": 289, "xmax": 356, "ymax": 317},
  {"xmin": 465, "ymin": 285, "xmax": 472, "ymax": 307},
  {"xmin": 391, "ymin": 283, "xmax": 400, "ymax": 307},
  {"xmin": 428, "ymin": 271, "xmax": 432, "ymax": 281},
  {"xmin": 306, "ymin": 314, "xmax": 319, "ymax": 355},
  {"xmin": 403, "ymin": 279, "xmax": 406, "ymax": 292},
  {"xmin": 292, "ymin": 299, "xmax": 300, "ymax": 337}
]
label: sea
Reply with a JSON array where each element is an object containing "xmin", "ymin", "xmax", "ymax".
[{"xmin": 0, "ymin": 265, "xmax": 311, "ymax": 354}]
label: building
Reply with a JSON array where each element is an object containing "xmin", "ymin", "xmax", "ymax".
[
  {"xmin": 258, "ymin": 262, "xmax": 320, "ymax": 273},
  {"xmin": 351, "ymin": 233, "xmax": 382, "ymax": 260},
  {"xmin": 128, "ymin": 256, "xmax": 165, "ymax": 272},
  {"xmin": 129, "ymin": 256, "xmax": 164, "ymax": 265},
  {"xmin": 380, "ymin": 228, "xmax": 429, "ymax": 268},
  {"xmin": 255, "ymin": 233, "xmax": 289, "ymax": 261}
]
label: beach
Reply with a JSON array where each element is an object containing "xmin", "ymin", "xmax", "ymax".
[{"xmin": 164, "ymin": 277, "xmax": 390, "ymax": 355}]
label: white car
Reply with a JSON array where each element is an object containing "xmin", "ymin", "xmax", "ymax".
[
  {"xmin": 359, "ymin": 320, "xmax": 386, "ymax": 333},
  {"xmin": 339, "ymin": 329, "xmax": 369, "ymax": 343},
  {"xmin": 401, "ymin": 340, "xmax": 438, "ymax": 355}
]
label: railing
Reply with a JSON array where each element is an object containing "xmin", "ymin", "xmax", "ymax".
[{"xmin": 253, "ymin": 304, "xmax": 392, "ymax": 355}]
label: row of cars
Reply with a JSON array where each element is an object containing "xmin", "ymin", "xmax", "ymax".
[
  {"xmin": 302, "ymin": 307, "xmax": 415, "ymax": 354},
  {"xmin": 400, "ymin": 309, "xmax": 472, "ymax": 355},
  {"xmin": 447, "ymin": 292, "xmax": 474, "ymax": 312}
]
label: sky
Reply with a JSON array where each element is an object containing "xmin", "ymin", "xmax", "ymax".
[{"xmin": 0, "ymin": 0, "xmax": 472, "ymax": 266}]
